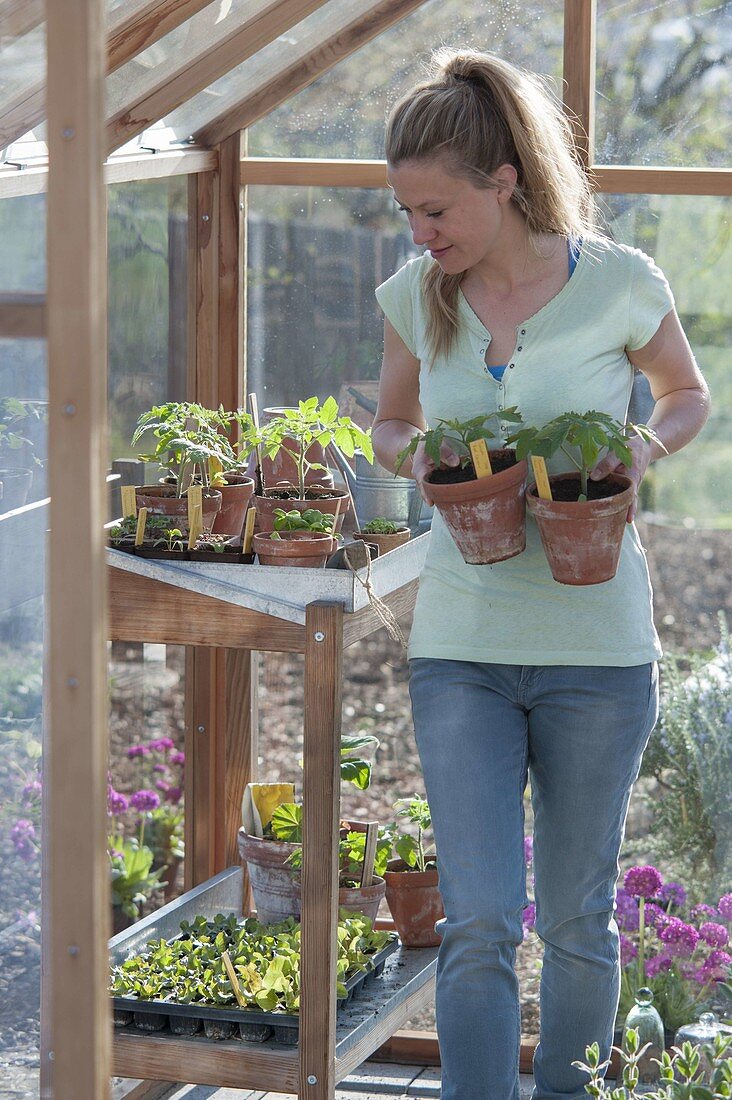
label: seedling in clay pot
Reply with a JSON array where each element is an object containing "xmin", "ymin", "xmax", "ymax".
[
  {"xmin": 384, "ymin": 794, "xmax": 444, "ymax": 947},
  {"xmin": 394, "ymin": 410, "xmax": 527, "ymax": 566},
  {"xmin": 189, "ymin": 532, "xmax": 241, "ymax": 563},
  {"xmin": 136, "ymin": 525, "xmax": 189, "ymax": 561},
  {"xmin": 508, "ymin": 410, "xmax": 665, "ymax": 585},
  {"xmin": 353, "ymin": 517, "xmax": 411, "ymax": 556}
]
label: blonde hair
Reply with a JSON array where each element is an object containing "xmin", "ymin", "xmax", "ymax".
[{"xmin": 385, "ymin": 49, "xmax": 595, "ymax": 360}]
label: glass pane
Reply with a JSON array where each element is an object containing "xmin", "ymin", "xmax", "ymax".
[
  {"xmin": 0, "ymin": 23, "xmax": 45, "ymax": 118},
  {"xmin": 595, "ymin": 0, "xmax": 732, "ymax": 166},
  {"xmin": 0, "ymin": 189, "xmax": 46, "ymax": 1095},
  {"xmin": 106, "ymin": 0, "xmax": 276, "ymax": 124},
  {"xmin": 165, "ymin": 0, "xmax": 563, "ymax": 146},
  {"xmin": 600, "ymin": 192, "xmax": 731, "ymax": 526},
  {"xmin": 249, "ymin": 0, "xmax": 564, "ymax": 158},
  {"xmin": 247, "ymin": 185, "xmax": 417, "ymax": 409}
]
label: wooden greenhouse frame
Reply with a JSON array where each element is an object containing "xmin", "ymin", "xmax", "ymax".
[{"xmin": 0, "ymin": 0, "xmax": 729, "ymax": 1096}]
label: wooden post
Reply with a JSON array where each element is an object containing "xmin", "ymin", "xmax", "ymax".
[
  {"xmin": 300, "ymin": 602, "xmax": 343, "ymax": 1100},
  {"xmin": 45, "ymin": 0, "xmax": 110, "ymax": 1097},
  {"xmin": 563, "ymin": 0, "xmax": 596, "ymax": 167}
]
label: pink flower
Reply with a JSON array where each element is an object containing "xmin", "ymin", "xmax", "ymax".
[
  {"xmin": 165, "ymin": 786, "xmax": 183, "ymax": 805},
  {"xmin": 615, "ymin": 889, "xmax": 640, "ymax": 931},
  {"xmin": 620, "ymin": 934, "xmax": 638, "ymax": 966},
  {"xmin": 126, "ymin": 744, "xmax": 149, "ymax": 758},
  {"xmin": 523, "ymin": 837, "xmax": 533, "ymax": 866},
  {"xmin": 107, "ymin": 786, "xmax": 129, "ymax": 815},
  {"xmin": 644, "ymin": 903, "xmax": 669, "ymax": 929},
  {"xmin": 130, "ymin": 789, "xmax": 160, "ymax": 812},
  {"xmin": 624, "ymin": 865, "xmax": 663, "ymax": 899},
  {"xmin": 153, "ymin": 764, "xmax": 167, "ymax": 774},
  {"xmin": 696, "ymin": 950, "xmax": 732, "ymax": 982},
  {"xmin": 170, "ymin": 751, "xmax": 185, "ymax": 767},
  {"xmin": 11, "ymin": 819, "xmax": 37, "ymax": 862},
  {"xmin": 522, "ymin": 903, "xmax": 536, "ymax": 934},
  {"xmin": 718, "ymin": 894, "xmax": 732, "ymax": 922},
  {"xmin": 645, "ymin": 953, "xmax": 673, "ymax": 978},
  {"xmin": 148, "ymin": 737, "xmax": 175, "ymax": 752},
  {"xmin": 691, "ymin": 904, "xmax": 719, "ymax": 921},
  {"xmin": 659, "ymin": 918, "xmax": 700, "ymax": 958},
  {"xmin": 699, "ymin": 922, "xmax": 729, "ymax": 948},
  {"xmin": 21, "ymin": 779, "xmax": 42, "ymax": 805},
  {"xmin": 658, "ymin": 882, "xmax": 687, "ymax": 909},
  {"xmin": 155, "ymin": 780, "xmax": 170, "ymax": 795}
]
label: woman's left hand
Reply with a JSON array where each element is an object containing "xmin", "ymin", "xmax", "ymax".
[{"xmin": 589, "ymin": 435, "xmax": 654, "ymax": 523}]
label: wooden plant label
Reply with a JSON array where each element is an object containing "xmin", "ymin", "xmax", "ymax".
[
  {"xmin": 187, "ymin": 484, "xmax": 202, "ymax": 525},
  {"xmin": 120, "ymin": 485, "xmax": 137, "ymax": 519},
  {"xmin": 360, "ymin": 821, "xmax": 379, "ymax": 888},
  {"xmin": 469, "ymin": 439, "xmax": 493, "ymax": 478},
  {"xmin": 531, "ymin": 456, "xmax": 553, "ymax": 501},
  {"xmin": 187, "ymin": 503, "xmax": 203, "ymax": 550},
  {"xmin": 134, "ymin": 508, "xmax": 147, "ymax": 547},
  {"xmin": 242, "ymin": 506, "xmax": 256, "ymax": 553},
  {"xmin": 221, "ymin": 950, "xmax": 246, "ymax": 1007}
]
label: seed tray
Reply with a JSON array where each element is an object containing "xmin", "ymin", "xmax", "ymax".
[{"xmin": 112, "ymin": 937, "xmax": 398, "ymax": 1045}]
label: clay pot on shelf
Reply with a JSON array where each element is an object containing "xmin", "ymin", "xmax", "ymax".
[
  {"xmin": 211, "ymin": 473, "xmax": 255, "ymax": 539},
  {"xmin": 427, "ymin": 450, "xmax": 527, "ymax": 565},
  {"xmin": 134, "ymin": 484, "xmax": 222, "ymax": 532},
  {"xmin": 352, "ymin": 527, "xmax": 411, "ymax": 557},
  {"xmin": 526, "ymin": 472, "xmax": 633, "ymax": 585},
  {"xmin": 0, "ymin": 467, "xmax": 33, "ymax": 511},
  {"xmin": 252, "ymin": 531, "xmax": 336, "ymax": 568},
  {"xmin": 253, "ymin": 485, "xmax": 349, "ymax": 534},
  {"xmin": 384, "ymin": 859, "xmax": 444, "ymax": 948}
]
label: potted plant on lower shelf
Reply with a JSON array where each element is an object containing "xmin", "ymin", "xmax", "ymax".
[
  {"xmin": 395, "ymin": 409, "xmax": 525, "ymax": 565},
  {"xmin": 353, "ymin": 517, "xmax": 411, "ymax": 556},
  {"xmin": 508, "ymin": 410, "xmax": 663, "ymax": 585},
  {"xmin": 384, "ymin": 794, "xmax": 444, "ymax": 948},
  {"xmin": 252, "ymin": 507, "xmax": 339, "ymax": 568}
]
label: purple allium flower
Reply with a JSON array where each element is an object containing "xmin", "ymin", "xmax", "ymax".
[
  {"xmin": 170, "ymin": 751, "xmax": 185, "ymax": 766},
  {"xmin": 697, "ymin": 950, "xmax": 732, "ymax": 982},
  {"xmin": 107, "ymin": 786, "xmax": 129, "ymax": 815},
  {"xmin": 165, "ymin": 786, "xmax": 183, "ymax": 805},
  {"xmin": 155, "ymin": 780, "xmax": 170, "ymax": 795},
  {"xmin": 658, "ymin": 882, "xmax": 687, "ymax": 909},
  {"xmin": 523, "ymin": 837, "xmax": 533, "ymax": 866},
  {"xmin": 130, "ymin": 789, "xmax": 161, "ymax": 812},
  {"xmin": 624, "ymin": 865, "xmax": 663, "ymax": 899},
  {"xmin": 615, "ymin": 888, "xmax": 640, "ymax": 932},
  {"xmin": 153, "ymin": 763, "xmax": 167, "ymax": 774},
  {"xmin": 620, "ymin": 934, "xmax": 638, "ymax": 966},
  {"xmin": 699, "ymin": 922, "xmax": 729, "ymax": 948},
  {"xmin": 127, "ymin": 744, "xmax": 149, "ymax": 758},
  {"xmin": 522, "ymin": 902, "xmax": 536, "ymax": 932},
  {"xmin": 11, "ymin": 819, "xmax": 37, "ymax": 861},
  {"xmin": 692, "ymin": 904, "xmax": 719, "ymax": 921},
  {"xmin": 659, "ymin": 917, "xmax": 700, "ymax": 958},
  {"xmin": 148, "ymin": 737, "xmax": 174, "ymax": 752},
  {"xmin": 644, "ymin": 903, "xmax": 669, "ymax": 929},
  {"xmin": 718, "ymin": 894, "xmax": 732, "ymax": 922},
  {"xmin": 645, "ymin": 953, "xmax": 673, "ymax": 978},
  {"xmin": 21, "ymin": 779, "xmax": 42, "ymax": 805}
]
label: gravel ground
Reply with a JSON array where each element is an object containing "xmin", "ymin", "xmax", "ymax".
[{"xmin": 0, "ymin": 517, "xmax": 729, "ymax": 1084}]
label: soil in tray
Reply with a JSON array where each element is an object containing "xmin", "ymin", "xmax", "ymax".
[
  {"xmin": 188, "ymin": 550, "xmax": 248, "ymax": 563},
  {"xmin": 135, "ymin": 548, "xmax": 190, "ymax": 561},
  {"xmin": 546, "ymin": 475, "xmax": 627, "ymax": 502},
  {"xmin": 429, "ymin": 452, "xmax": 517, "ymax": 484}
]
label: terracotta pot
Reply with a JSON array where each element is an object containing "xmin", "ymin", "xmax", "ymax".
[
  {"xmin": 259, "ymin": 407, "xmax": 334, "ymax": 491},
  {"xmin": 526, "ymin": 472, "xmax": 633, "ymax": 585},
  {"xmin": 253, "ymin": 530, "xmax": 336, "ymax": 568},
  {"xmin": 427, "ymin": 451, "xmax": 527, "ymax": 565},
  {"xmin": 212, "ymin": 473, "xmax": 255, "ymax": 539},
  {"xmin": 352, "ymin": 528, "xmax": 411, "ymax": 556},
  {"xmin": 293, "ymin": 875, "xmax": 386, "ymax": 923},
  {"xmin": 384, "ymin": 858, "xmax": 444, "ymax": 947},
  {"xmin": 238, "ymin": 830, "xmax": 301, "ymax": 924},
  {"xmin": 0, "ymin": 467, "xmax": 33, "ymax": 511},
  {"xmin": 254, "ymin": 485, "xmax": 349, "ymax": 533},
  {"xmin": 134, "ymin": 484, "xmax": 222, "ymax": 531}
]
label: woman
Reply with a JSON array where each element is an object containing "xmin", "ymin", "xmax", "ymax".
[{"xmin": 372, "ymin": 50, "xmax": 710, "ymax": 1100}]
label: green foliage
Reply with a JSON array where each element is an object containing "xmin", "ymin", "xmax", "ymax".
[
  {"xmin": 393, "ymin": 794, "xmax": 436, "ymax": 874},
  {"xmin": 0, "ymin": 398, "xmax": 46, "ymax": 467},
  {"xmin": 109, "ymin": 836, "xmax": 166, "ymax": 920},
  {"xmin": 639, "ymin": 615, "xmax": 731, "ymax": 896},
  {"xmin": 573, "ymin": 1032, "xmax": 732, "ymax": 1098},
  {"xmin": 269, "ymin": 802, "xmax": 303, "ymax": 844},
  {"xmin": 252, "ymin": 396, "xmax": 373, "ymax": 500},
  {"xmin": 509, "ymin": 410, "xmax": 661, "ymax": 499},
  {"xmin": 270, "ymin": 507, "xmax": 338, "ymax": 539},
  {"xmin": 110, "ymin": 910, "xmax": 395, "ymax": 1011},
  {"xmin": 153, "ymin": 527, "xmax": 185, "ymax": 553},
  {"xmin": 360, "ymin": 518, "xmax": 402, "ymax": 535},
  {"xmin": 339, "ymin": 732, "xmax": 380, "ymax": 791},
  {"xmin": 395, "ymin": 410, "xmax": 522, "ymax": 476},
  {"xmin": 338, "ymin": 827, "xmax": 394, "ymax": 886}
]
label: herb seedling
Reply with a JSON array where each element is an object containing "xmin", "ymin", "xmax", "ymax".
[
  {"xmin": 393, "ymin": 795, "xmax": 436, "ymax": 873},
  {"xmin": 395, "ymin": 409, "xmax": 522, "ymax": 476}
]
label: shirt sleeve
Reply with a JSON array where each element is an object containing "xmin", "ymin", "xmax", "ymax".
[
  {"xmin": 626, "ymin": 248, "xmax": 675, "ymax": 351},
  {"xmin": 375, "ymin": 260, "xmax": 418, "ymax": 357}
]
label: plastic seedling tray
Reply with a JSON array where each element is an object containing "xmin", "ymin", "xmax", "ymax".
[{"xmin": 112, "ymin": 937, "xmax": 399, "ymax": 1045}]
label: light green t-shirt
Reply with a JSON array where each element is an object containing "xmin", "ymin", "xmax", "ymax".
[{"xmin": 375, "ymin": 235, "xmax": 674, "ymax": 666}]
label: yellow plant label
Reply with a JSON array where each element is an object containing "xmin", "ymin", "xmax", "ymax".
[
  {"xmin": 469, "ymin": 439, "xmax": 493, "ymax": 478},
  {"xmin": 531, "ymin": 456, "xmax": 553, "ymax": 500},
  {"xmin": 134, "ymin": 508, "xmax": 147, "ymax": 547},
  {"xmin": 120, "ymin": 485, "xmax": 137, "ymax": 519},
  {"xmin": 221, "ymin": 951, "xmax": 246, "ymax": 1007},
  {"xmin": 242, "ymin": 507, "xmax": 256, "ymax": 553},
  {"xmin": 187, "ymin": 503, "xmax": 203, "ymax": 550}
]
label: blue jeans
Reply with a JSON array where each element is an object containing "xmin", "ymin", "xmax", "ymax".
[{"xmin": 408, "ymin": 659, "xmax": 659, "ymax": 1100}]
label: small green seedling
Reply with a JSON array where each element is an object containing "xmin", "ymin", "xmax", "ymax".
[
  {"xmin": 269, "ymin": 507, "xmax": 340, "ymax": 540},
  {"xmin": 393, "ymin": 795, "xmax": 436, "ymax": 873},
  {"xmin": 395, "ymin": 409, "xmax": 522, "ymax": 476},
  {"xmin": 360, "ymin": 518, "xmax": 402, "ymax": 535}
]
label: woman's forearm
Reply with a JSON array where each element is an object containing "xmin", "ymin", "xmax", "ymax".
[
  {"xmin": 646, "ymin": 385, "xmax": 710, "ymax": 462},
  {"xmin": 372, "ymin": 418, "xmax": 425, "ymax": 477}
]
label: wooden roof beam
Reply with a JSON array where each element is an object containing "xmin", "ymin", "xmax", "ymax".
[
  {"xmin": 0, "ymin": 0, "xmax": 44, "ymax": 40},
  {"xmin": 106, "ymin": 0, "xmax": 329, "ymax": 155},
  {"xmin": 195, "ymin": 0, "xmax": 429, "ymax": 148},
  {"xmin": 0, "ymin": 0, "xmax": 215, "ymax": 153}
]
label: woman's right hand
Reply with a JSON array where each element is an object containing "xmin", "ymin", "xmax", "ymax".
[{"xmin": 412, "ymin": 439, "xmax": 461, "ymax": 506}]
